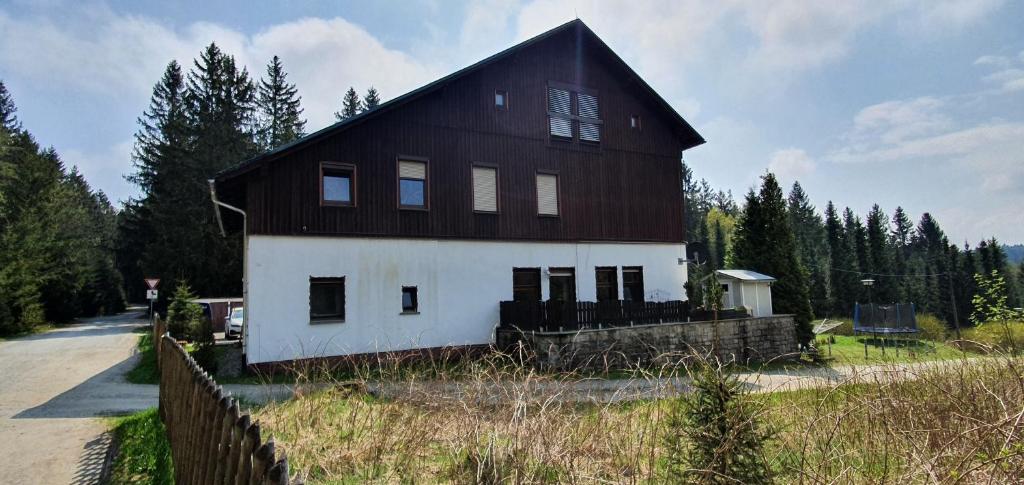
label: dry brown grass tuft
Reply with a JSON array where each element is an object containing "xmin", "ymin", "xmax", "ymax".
[{"xmin": 254, "ymin": 348, "xmax": 1024, "ymax": 483}]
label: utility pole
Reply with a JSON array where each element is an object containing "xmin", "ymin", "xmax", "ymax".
[{"xmin": 948, "ymin": 272, "xmax": 961, "ymax": 341}]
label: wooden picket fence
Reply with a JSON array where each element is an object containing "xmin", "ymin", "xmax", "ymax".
[{"xmin": 155, "ymin": 316, "xmax": 298, "ymax": 484}]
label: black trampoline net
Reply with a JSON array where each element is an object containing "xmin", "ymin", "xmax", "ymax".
[{"xmin": 854, "ymin": 303, "xmax": 918, "ymax": 334}]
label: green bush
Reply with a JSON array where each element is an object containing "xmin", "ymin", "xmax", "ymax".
[
  {"xmin": 917, "ymin": 314, "xmax": 948, "ymax": 342},
  {"xmin": 960, "ymin": 322, "xmax": 1024, "ymax": 353},
  {"xmin": 165, "ymin": 282, "xmax": 203, "ymax": 340}
]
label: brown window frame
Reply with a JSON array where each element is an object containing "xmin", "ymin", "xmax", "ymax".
[
  {"xmin": 546, "ymin": 81, "xmax": 602, "ymax": 144},
  {"xmin": 622, "ymin": 266, "xmax": 645, "ymax": 302},
  {"xmin": 595, "ymin": 267, "xmax": 618, "ymax": 302},
  {"xmin": 535, "ymin": 170, "xmax": 561, "ymax": 218},
  {"xmin": 512, "ymin": 267, "xmax": 542, "ymax": 302},
  {"xmin": 471, "ymin": 162, "xmax": 500, "ymax": 214},
  {"xmin": 396, "ymin": 155, "xmax": 429, "ymax": 211},
  {"xmin": 401, "ymin": 286, "xmax": 419, "ymax": 314},
  {"xmin": 320, "ymin": 162, "xmax": 356, "ymax": 207},
  {"xmin": 309, "ymin": 276, "xmax": 345, "ymax": 323}
]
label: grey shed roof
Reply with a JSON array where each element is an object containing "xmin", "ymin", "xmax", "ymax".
[{"xmin": 716, "ymin": 269, "xmax": 776, "ymax": 282}]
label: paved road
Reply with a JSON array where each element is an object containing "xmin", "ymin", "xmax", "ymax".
[
  {"xmin": 0, "ymin": 310, "xmax": 314, "ymax": 485},
  {"xmin": 0, "ymin": 311, "xmax": 153, "ymax": 484}
]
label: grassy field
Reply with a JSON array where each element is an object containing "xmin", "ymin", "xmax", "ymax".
[
  {"xmin": 253, "ymin": 352, "xmax": 1024, "ymax": 483},
  {"xmin": 109, "ymin": 408, "xmax": 173, "ymax": 485},
  {"xmin": 811, "ymin": 334, "xmax": 971, "ymax": 365}
]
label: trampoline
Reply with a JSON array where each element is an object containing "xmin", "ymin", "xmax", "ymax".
[
  {"xmin": 853, "ymin": 302, "xmax": 920, "ymax": 357},
  {"xmin": 853, "ymin": 303, "xmax": 918, "ymax": 335}
]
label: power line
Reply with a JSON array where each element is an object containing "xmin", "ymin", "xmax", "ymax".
[{"xmin": 830, "ymin": 267, "xmax": 950, "ymax": 278}]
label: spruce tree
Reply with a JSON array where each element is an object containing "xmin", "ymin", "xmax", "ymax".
[
  {"xmin": 825, "ymin": 202, "xmax": 859, "ymax": 316},
  {"xmin": 256, "ymin": 55, "xmax": 306, "ymax": 150},
  {"xmin": 335, "ymin": 87, "xmax": 362, "ymax": 120},
  {"xmin": 0, "ymin": 81, "xmax": 19, "ymax": 131},
  {"xmin": 732, "ymin": 173, "xmax": 814, "ymax": 344},
  {"xmin": 866, "ymin": 204, "xmax": 896, "ymax": 303},
  {"xmin": 362, "ymin": 86, "xmax": 381, "ymax": 112},
  {"xmin": 787, "ymin": 182, "xmax": 831, "ymax": 316},
  {"xmin": 891, "ymin": 206, "xmax": 913, "ymax": 301},
  {"xmin": 713, "ymin": 218, "xmax": 726, "ymax": 269}
]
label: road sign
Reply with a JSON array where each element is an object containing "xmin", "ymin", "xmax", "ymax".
[
  {"xmin": 145, "ymin": 278, "xmax": 160, "ymax": 290},
  {"xmin": 147, "ymin": 289, "xmax": 158, "ymax": 300}
]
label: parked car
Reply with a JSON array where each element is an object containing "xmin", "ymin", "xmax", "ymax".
[{"xmin": 226, "ymin": 307, "xmax": 243, "ymax": 339}]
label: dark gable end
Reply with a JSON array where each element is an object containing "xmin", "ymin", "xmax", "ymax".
[
  {"xmin": 215, "ymin": 19, "xmax": 704, "ymax": 184},
  {"xmin": 213, "ymin": 19, "xmax": 702, "ymax": 244}
]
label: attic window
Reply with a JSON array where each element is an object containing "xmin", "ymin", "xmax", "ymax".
[
  {"xmin": 630, "ymin": 115, "xmax": 641, "ymax": 130},
  {"xmin": 495, "ymin": 90, "xmax": 507, "ymax": 109},
  {"xmin": 321, "ymin": 162, "xmax": 355, "ymax": 207},
  {"xmin": 547, "ymin": 83, "xmax": 601, "ymax": 143}
]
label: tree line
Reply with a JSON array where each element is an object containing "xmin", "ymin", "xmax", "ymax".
[
  {"xmin": 684, "ymin": 164, "xmax": 1024, "ymax": 344},
  {"xmin": 0, "ymin": 81, "xmax": 124, "ymax": 335},
  {"xmin": 116, "ymin": 43, "xmax": 382, "ymax": 305}
]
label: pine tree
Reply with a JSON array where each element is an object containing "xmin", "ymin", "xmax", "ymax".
[
  {"xmin": 866, "ymin": 204, "xmax": 896, "ymax": 303},
  {"xmin": 256, "ymin": 55, "xmax": 306, "ymax": 150},
  {"xmin": 732, "ymin": 173, "xmax": 814, "ymax": 344},
  {"xmin": 825, "ymin": 202, "xmax": 859, "ymax": 316},
  {"xmin": 891, "ymin": 206, "xmax": 913, "ymax": 302},
  {"xmin": 0, "ymin": 80, "xmax": 19, "ymax": 131},
  {"xmin": 713, "ymin": 218, "xmax": 726, "ymax": 269},
  {"xmin": 362, "ymin": 86, "xmax": 381, "ymax": 112},
  {"xmin": 335, "ymin": 87, "xmax": 362, "ymax": 120},
  {"xmin": 787, "ymin": 182, "xmax": 831, "ymax": 316},
  {"xmin": 664, "ymin": 362, "xmax": 773, "ymax": 483}
]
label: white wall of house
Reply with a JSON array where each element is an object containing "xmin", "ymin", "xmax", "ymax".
[{"xmin": 244, "ymin": 235, "xmax": 687, "ymax": 364}]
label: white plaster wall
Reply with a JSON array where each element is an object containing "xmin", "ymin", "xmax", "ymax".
[{"xmin": 245, "ymin": 236, "xmax": 687, "ymax": 364}]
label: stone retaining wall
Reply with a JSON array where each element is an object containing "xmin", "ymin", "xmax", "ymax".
[{"xmin": 496, "ymin": 315, "xmax": 799, "ymax": 370}]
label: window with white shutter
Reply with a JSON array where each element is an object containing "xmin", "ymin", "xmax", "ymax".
[
  {"xmin": 577, "ymin": 93, "xmax": 600, "ymax": 143},
  {"xmin": 546, "ymin": 83, "xmax": 600, "ymax": 144},
  {"xmin": 548, "ymin": 87, "xmax": 573, "ymax": 139},
  {"xmin": 536, "ymin": 173, "xmax": 559, "ymax": 216},
  {"xmin": 398, "ymin": 159, "xmax": 428, "ymax": 209},
  {"xmin": 472, "ymin": 165, "xmax": 498, "ymax": 212}
]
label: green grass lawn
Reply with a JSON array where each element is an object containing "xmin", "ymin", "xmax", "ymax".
[
  {"xmin": 0, "ymin": 323, "xmax": 56, "ymax": 342},
  {"xmin": 109, "ymin": 408, "xmax": 173, "ymax": 485},
  {"xmin": 812, "ymin": 334, "xmax": 972, "ymax": 366},
  {"xmin": 126, "ymin": 332, "xmax": 160, "ymax": 384}
]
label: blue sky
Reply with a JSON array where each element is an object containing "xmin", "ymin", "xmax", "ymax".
[{"xmin": 1, "ymin": 0, "xmax": 1022, "ymax": 244}]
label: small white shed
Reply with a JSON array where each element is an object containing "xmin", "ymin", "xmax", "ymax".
[{"xmin": 715, "ymin": 269, "xmax": 775, "ymax": 317}]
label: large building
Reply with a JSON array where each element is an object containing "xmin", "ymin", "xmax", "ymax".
[{"xmin": 211, "ymin": 19, "xmax": 705, "ymax": 365}]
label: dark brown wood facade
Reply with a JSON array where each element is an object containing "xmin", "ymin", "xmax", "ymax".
[{"xmin": 217, "ymin": 21, "xmax": 702, "ymax": 243}]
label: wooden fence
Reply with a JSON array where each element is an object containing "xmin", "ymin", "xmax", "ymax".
[{"xmin": 155, "ymin": 316, "xmax": 297, "ymax": 484}]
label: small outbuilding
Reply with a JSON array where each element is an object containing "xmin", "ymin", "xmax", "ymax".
[{"xmin": 715, "ymin": 270, "xmax": 775, "ymax": 318}]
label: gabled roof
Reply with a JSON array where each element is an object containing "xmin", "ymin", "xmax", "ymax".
[
  {"xmin": 716, "ymin": 269, "xmax": 776, "ymax": 282},
  {"xmin": 215, "ymin": 19, "xmax": 705, "ymax": 183}
]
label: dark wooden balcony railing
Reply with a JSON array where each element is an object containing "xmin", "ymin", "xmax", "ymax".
[{"xmin": 499, "ymin": 299, "xmax": 690, "ymax": 332}]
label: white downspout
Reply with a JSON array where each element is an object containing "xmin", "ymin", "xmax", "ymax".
[{"xmin": 208, "ymin": 180, "xmax": 249, "ymax": 359}]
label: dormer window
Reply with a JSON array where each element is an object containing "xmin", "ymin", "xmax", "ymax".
[
  {"xmin": 547, "ymin": 83, "xmax": 601, "ymax": 143},
  {"xmin": 495, "ymin": 90, "xmax": 507, "ymax": 109}
]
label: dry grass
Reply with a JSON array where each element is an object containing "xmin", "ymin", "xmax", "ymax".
[{"xmin": 254, "ymin": 349, "xmax": 1024, "ymax": 484}]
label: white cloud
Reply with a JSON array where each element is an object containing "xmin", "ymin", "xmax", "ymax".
[
  {"xmin": 62, "ymin": 140, "xmax": 136, "ymax": 203},
  {"xmin": 910, "ymin": 0, "xmax": 1005, "ymax": 31},
  {"xmin": 974, "ymin": 54, "xmax": 1011, "ymax": 68},
  {"xmin": 849, "ymin": 97, "xmax": 953, "ymax": 145},
  {"xmin": 0, "ymin": 7, "xmax": 442, "ymax": 130},
  {"xmin": 768, "ymin": 148, "xmax": 816, "ymax": 182}
]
